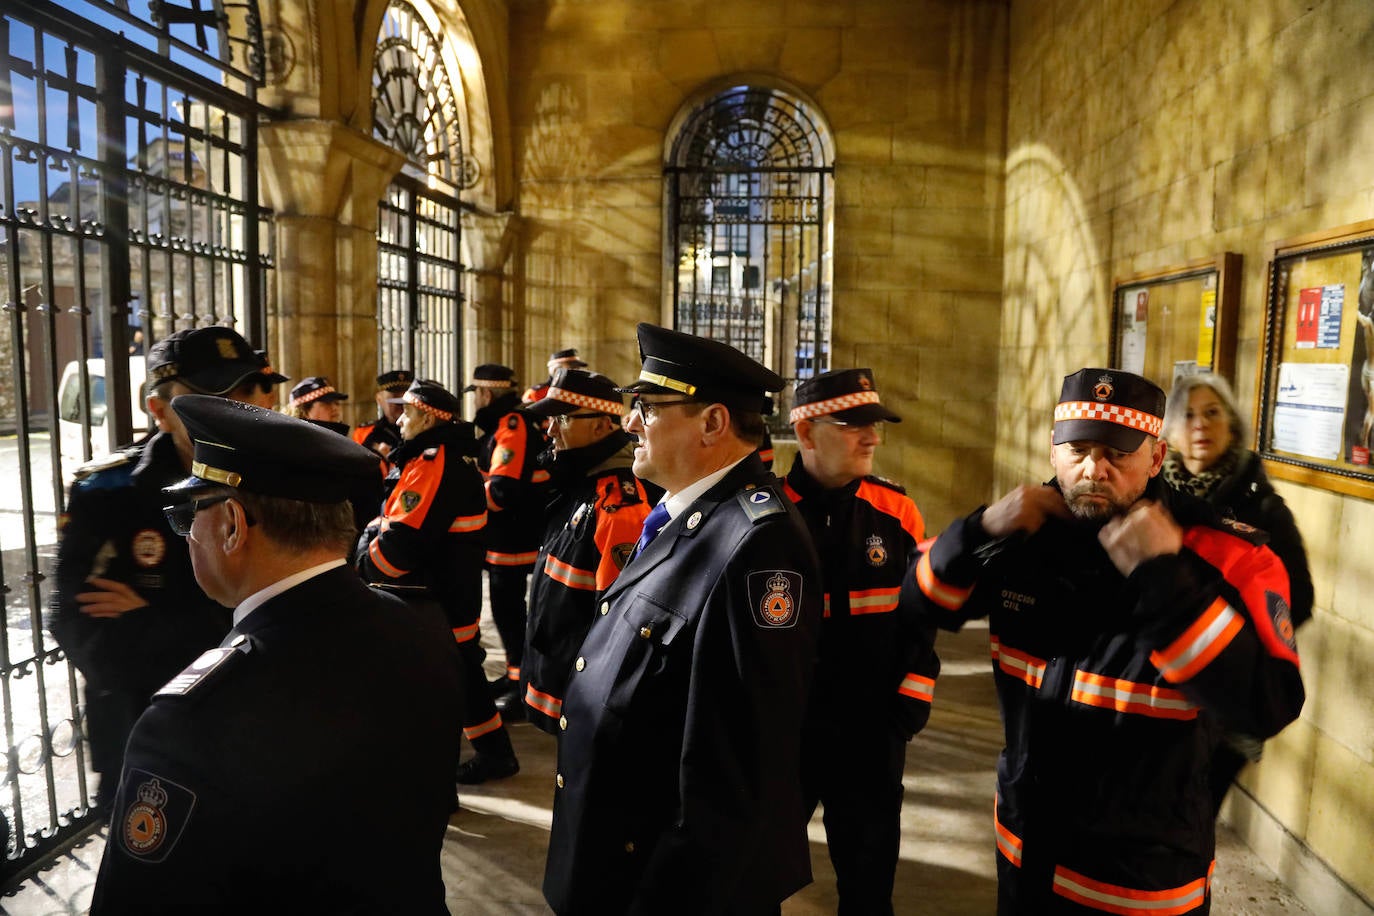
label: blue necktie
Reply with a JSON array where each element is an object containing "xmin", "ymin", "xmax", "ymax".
[{"xmin": 631, "ymin": 502, "xmax": 671, "ymax": 560}]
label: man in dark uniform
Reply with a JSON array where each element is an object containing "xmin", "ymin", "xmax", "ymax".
[
  {"xmin": 91, "ymin": 397, "xmax": 463, "ymax": 913},
  {"xmin": 543, "ymin": 324, "xmax": 822, "ymax": 916},
  {"xmin": 356, "ymin": 378, "xmax": 519, "ymax": 784},
  {"xmin": 784, "ymin": 368, "xmax": 940, "ymax": 916},
  {"xmin": 907, "ymin": 368, "xmax": 1305, "ymax": 915},
  {"xmin": 48, "ymin": 326, "xmax": 287, "ymax": 814},
  {"xmin": 520, "ymin": 369, "xmax": 651, "ymax": 733},
  {"xmin": 352, "ymin": 369, "xmax": 414, "ymax": 459},
  {"xmin": 467, "ymin": 363, "xmax": 550, "ymax": 707}
]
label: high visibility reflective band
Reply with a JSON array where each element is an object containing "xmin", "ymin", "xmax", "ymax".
[
  {"xmin": 898, "ymin": 673, "xmax": 935, "ymax": 703},
  {"xmin": 452, "ymin": 623, "xmax": 479, "ymax": 643},
  {"xmin": 545, "ymin": 555, "xmax": 597, "ymax": 591},
  {"xmin": 533, "ymin": 469, "xmax": 551, "ymax": 484},
  {"xmin": 505, "ymin": 666, "xmax": 520, "ymax": 680},
  {"xmin": 449, "ymin": 512, "xmax": 487, "ymax": 533},
  {"xmin": 916, "ymin": 550, "xmax": 973, "ymax": 610},
  {"xmin": 1071, "ymin": 670, "xmax": 1198, "ymax": 721},
  {"xmin": 464, "ymin": 713, "xmax": 504, "ymax": 741},
  {"xmin": 368, "ymin": 541, "xmax": 407, "ymax": 578},
  {"xmin": 1151, "ymin": 597, "xmax": 1243, "ymax": 684},
  {"xmin": 487, "ymin": 549, "xmax": 539, "ymax": 566},
  {"xmin": 849, "ymin": 587, "xmax": 900, "ymax": 615},
  {"xmin": 525, "ymin": 683, "xmax": 562, "ymax": 719},
  {"xmin": 991, "ymin": 635, "xmax": 1046, "ymax": 689},
  {"xmin": 994, "ymin": 800, "xmax": 1023, "ymax": 867},
  {"xmin": 822, "ymin": 593, "xmax": 831, "ymax": 618},
  {"xmin": 1052, "ymin": 864, "xmax": 1212, "ymax": 915},
  {"xmin": 1053, "ymin": 401, "xmax": 1163, "ymax": 438}
]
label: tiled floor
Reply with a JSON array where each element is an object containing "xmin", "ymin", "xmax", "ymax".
[{"xmin": 2, "ymin": 622, "xmax": 1312, "ymax": 914}]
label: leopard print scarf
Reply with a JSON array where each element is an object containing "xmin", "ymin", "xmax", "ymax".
[{"xmin": 1162, "ymin": 447, "xmax": 1240, "ymax": 499}]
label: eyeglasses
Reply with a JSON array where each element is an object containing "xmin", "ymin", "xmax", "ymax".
[
  {"xmin": 553, "ymin": 412, "xmax": 606, "ymax": 428},
  {"xmin": 629, "ymin": 396, "xmax": 699, "ymax": 426},
  {"xmin": 163, "ymin": 492, "xmax": 255, "ymax": 537},
  {"xmin": 812, "ymin": 417, "xmax": 885, "ymax": 434}
]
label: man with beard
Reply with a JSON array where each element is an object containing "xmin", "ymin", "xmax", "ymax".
[
  {"xmin": 356, "ymin": 379, "xmax": 519, "ymax": 784},
  {"xmin": 519, "ymin": 369, "xmax": 651, "ymax": 733},
  {"xmin": 906, "ymin": 367, "xmax": 1305, "ymax": 915}
]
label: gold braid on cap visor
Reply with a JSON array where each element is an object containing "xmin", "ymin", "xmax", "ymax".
[
  {"xmin": 635, "ymin": 371, "xmax": 696, "ymax": 395},
  {"xmin": 402, "ymin": 390, "xmax": 453, "ymax": 422},
  {"xmin": 789, "ymin": 391, "xmax": 881, "ymax": 424},
  {"xmin": 290, "ymin": 385, "xmax": 337, "ymax": 408},
  {"xmin": 545, "ymin": 386, "xmax": 625, "ymax": 415},
  {"xmin": 191, "ymin": 460, "xmax": 242, "ymax": 487},
  {"xmin": 1053, "ymin": 401, "xmax": 1162, "ymax": 437}
]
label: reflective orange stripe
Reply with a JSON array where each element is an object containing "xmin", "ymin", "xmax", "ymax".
[
  {"xmin": 822, "ymin": 593, "xmax": 831, "ymax": 618},
  {"xmin": 849, "ymin": 586, "xmax": 900, "ymax": 615},
  {"xmin": 505, "ymin": 666, "xmax": 520, "ymax": 680},
  {"xmin": 463, "ymin": 713, "xmax": 504, "ymax": 741},
  {"xmin": 451, "ymin": 623, "xmax": 479, "ymax": 643},
  {"xmin": 486, "ymin": 549, "xmax": 539, "ymax": 566},
  {"xmin": 383, "ymin": 447, "xmax": 444, "ymax": 528},
  {"xmin": 449, "ymin": 511, "xmax": 487, "ymax": 533},
  {"xmin": 991, "ymin": 635, "xmax": 1046, "ymax": 689},
  {"xmin": 525, "ymin": 683, "xmax": 561, "ymax": 719},
  {"xmin": 1052, "ymin": 863, "xmax": 1212, "ymax": 915},
  {"xmin": 856, "ymin": 478, "xmax": 925, "ymax": 541},
  {"xmin": 368, "ymin": 540, "xmax": 407, "ymax": 578},
  {"xmin": 898, "ymin": 673, "xmax": 935, "ymax": 703},
  {"xmin": 994, "ymin": 798, "xmax": 1022, "ymax": 867},
  {"xmin": 1150, "ymin": 597, "xmax": 1243, "ymax": 684},
  {"xmin": 545, "ymin": 555, "xmax": 597, "ymax": 591},
  {"xmin": 1070, "ymin": 670, "xmax": 1197, "ymax": 721},
  {"xmin": 532, "ymin": 469, "xmax": 550, "ymax": 483},
  {"xmin": 916, "ymin": 550, "xmax": 973, "ymax": 610}
]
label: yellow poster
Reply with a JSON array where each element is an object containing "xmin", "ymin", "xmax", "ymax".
[{"xmin": 1196, "ymin": 286, "xmax": 1216, "ymax": 367}]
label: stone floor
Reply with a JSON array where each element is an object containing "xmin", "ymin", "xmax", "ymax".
[{"xmin": 1, "ymin": 622, "xmax": 1314, "ymax": 915}]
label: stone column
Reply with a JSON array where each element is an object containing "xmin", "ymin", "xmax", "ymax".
[{"xmin": 257, "ymin": 120, "xmax": 404, "ymax": 423}]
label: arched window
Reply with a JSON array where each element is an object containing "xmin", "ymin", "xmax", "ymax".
[
  {"xmin": 372, "ymin": 0, "xmax": 476, "ymax": 391},
  {"xmin": 666, "ymin": 85, "xmax": 834, "ymax": 425}
]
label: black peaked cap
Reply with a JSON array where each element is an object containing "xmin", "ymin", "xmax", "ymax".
[
  {"xmin": 1053, "ymin": 368, "xmax": 1166, "ymax": 452},
  {"xmin": 791, "ymin": 368, "xmax": 901, "ymax": 424},
  {"xmin": 620, "ymin": 323, "xmax": 783, "ymax": 414}
]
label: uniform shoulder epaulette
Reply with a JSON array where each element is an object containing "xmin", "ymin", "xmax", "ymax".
[
  {"xmin": 863, "ymin": 474, "xmax": 908, "ymax": 495},
  {"xmin": 71, "ymin": 447, "xmax": 141, "ymax": 485},
  {"xmin": 153, "ymin": 635, "xmax": 252, "ymax": 701},
  {"xmin": 737, "ymin": 485, "xmax": 786, "ymax": 523}
]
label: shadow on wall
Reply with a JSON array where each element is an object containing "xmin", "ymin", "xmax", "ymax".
[{"xmin": 995, "ymin": 142, "xmax": 1107, "ymax": 493}]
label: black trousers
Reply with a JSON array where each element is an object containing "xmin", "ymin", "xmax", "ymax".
[
  {"xmin": 802, "ymin": 722, "xmax": 907, "ymax": 916},
  {"xmin": 487, "ymin": 564, "xmax": 532, "ymax": 676}
]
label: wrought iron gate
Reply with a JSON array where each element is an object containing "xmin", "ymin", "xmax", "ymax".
[
  {"xmin": 0, "ymin": 0, "xmax": 270, "ymax": 882},
  {"xmin": 666, "ymin": 85, "xmax": 835, "ymax": 429}
]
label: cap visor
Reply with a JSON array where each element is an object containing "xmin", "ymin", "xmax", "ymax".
[
  {"xmin": 160, "ymin": 475, "xmax": 223, "ymax": 500},
  {"xmin": 1052, "ymin": 420, "xmax": 1148, "ymax": 452},
  {"xmin": 830, "ymin": 403, "xmax": 902, "ymax": 424},
  {"xmin": 617, "ymin": 380, "xmax": 676, "ymax": 395},
  {"xmin": 524, "ymin": 398, "xmax": 577, "ymax": 418}
]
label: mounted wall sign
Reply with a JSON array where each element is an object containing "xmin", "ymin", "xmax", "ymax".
[
  {"xmin": 1257, "ymin": 219, "xmax": 1374, "ymax": 500},
  {"xmin": 1110, "ymin": 253, "xmax": 1241, "ymax": 392}
]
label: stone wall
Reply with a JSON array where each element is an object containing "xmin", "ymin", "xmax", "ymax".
[
  {"xmin": 505, "ymin": 0, "xmax": 1008, "ymax": 529},
  {"xmin": 1002, "ymin": 0, "xmax": 1374, "ymax": 904}
]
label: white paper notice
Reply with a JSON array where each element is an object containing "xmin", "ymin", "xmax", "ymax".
[
  {"xmin": 1272, "ymin": 362, "xmax": 1349, "ymax": 460},
  {"xmin": 1120, "ymin": 287, "xmax": 1147, "ymax": 375}
]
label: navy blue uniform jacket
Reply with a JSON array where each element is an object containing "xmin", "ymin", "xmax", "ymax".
[
  {"xmin": 543, "ymin": 454, "xmax": 822, "ymax": 915},
  {"xmin": 91, "ymin": 566, "xmax": 465, "ymax": 914}
]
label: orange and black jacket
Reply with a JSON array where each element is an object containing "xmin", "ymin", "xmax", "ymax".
[
  {"xmin": 784, "ymin": 458, "xmax": 938, "ymax": 739},
  {"xmin": 905, "ymin": 478, "xmax": 1303, "ymax": 915},
  {"xmin": 355, "ymin": 422, "xmax": 487, "ymax": 624},
  {"xmin": 351, "ymin": 414, "xmax": 402, "ymax": 460},
  {"xmin": 523, "ymin": 430, "xmax": 650, "ymax": 733},
  {"xmin": 475, "ymin": 393, "xmax": 551, "ymax": 568}
]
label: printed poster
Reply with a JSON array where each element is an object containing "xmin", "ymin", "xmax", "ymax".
[
  {"xmin": 1272, "ymin": 362, "xmax": 1349, "ymax": 461},
  {"xmin": 1120, "ymin": 287, "xmax": 1147, "ymax": 376},
  {"xmin": 1196, "ymin": 286, "xmax": 1216, "ymax": 367},
  {"xmin": 1295, "ymin": 287, "xmax": 1320, "ymax": 349}
]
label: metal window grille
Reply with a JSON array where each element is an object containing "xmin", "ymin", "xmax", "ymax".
[
  {"xmin": 666, "ymin": 86, "xmax": 835, "ymax": 431},
  {"xmin": 0, "ymin": 0, "xmax": 269, "ymax": 881}
]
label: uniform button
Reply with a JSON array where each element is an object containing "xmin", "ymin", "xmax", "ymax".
[
  {"xmin": 624, "ymin": 841, "xmax": 635, "ymax": 853},
  {"xmin": 575, "ymin": 657, "xmax": 585, "ymax": 671},
  {"xmin": 639, "ymin": 626, "xmax": 652, "ymax": 639},
  {"xmin": 559, "ymin": 715, "xmax": 568, "ymax": 730},
  {"xmin": 600, "ymin": 601, "xmax": 609, "ymax": 616},
  {"xmin": 556, "ymin": 773, "xmax": 564, "ymax": 788}
]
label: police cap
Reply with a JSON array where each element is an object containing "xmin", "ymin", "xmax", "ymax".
[
  {"xmin": 620, "ymin": 323, "xmax": 783, "ymax": 414},
  {"xmin": 289, "ymin": 376, "xmax": 349, "ymax": 408},
  {"xmin": 526, "ymin": 368, "xmax": 625, "ymax": 418},
  {"xmin": 147, "ymin": 327, "xmax": 289, "ymax": 395},
  {"xmin": 161, "ymin": 395, "xmax": 379, "ymax": 503},
  {"xmin": 546, "ymin": 348, "xmax": 587, "ymax": 373},
  {"xmin": 387, "ymin": 378, "xmax": 462, "ymax": 422},
  {"xmin": 1053, "ymin": 368, "xmax": 1165, "ymax": 452},
  {"xmin": 463, "ymin": 364, "xmax": 517, "ymax": 393},
  {"xmin": 790, "ymin": 368, "xmax": 901, "ymax": 425},
  {"xmin": 376, "ymin": 369, "xmax": 414, "ymax": 393}
]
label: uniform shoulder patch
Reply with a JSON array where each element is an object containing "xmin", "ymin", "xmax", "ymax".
[
  {"xmin": 737, "ymin": 486, "xmax": 785, "ymax": 523},
  {"xmin": 1216, "ymin": 516, "xmax": 1267, "ymax": 545},
  {"xmin": 154, "ymin": 637, "xmax": 250, "ymax": 699},
  {"xmin": 507, "ymin": 414, "xmax": 521, "ymax": 430},
  {"xmin": 1267, "ymin": 590, "xmax": 1298, "ymax": 651},
  {"xmin": 748, "ymin": 569, "xmax": 803, "ymax": 628},
  {"xmin": 610, "ymin": 542, "xmax": 634, "ymax": 570},
  {"xmin": 864, "ymin": 474, "xmax": 908, "ymax": 495},
  {"xmin": 117, "ymin": 768, "xmax": 197, "ymax": 862}
]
